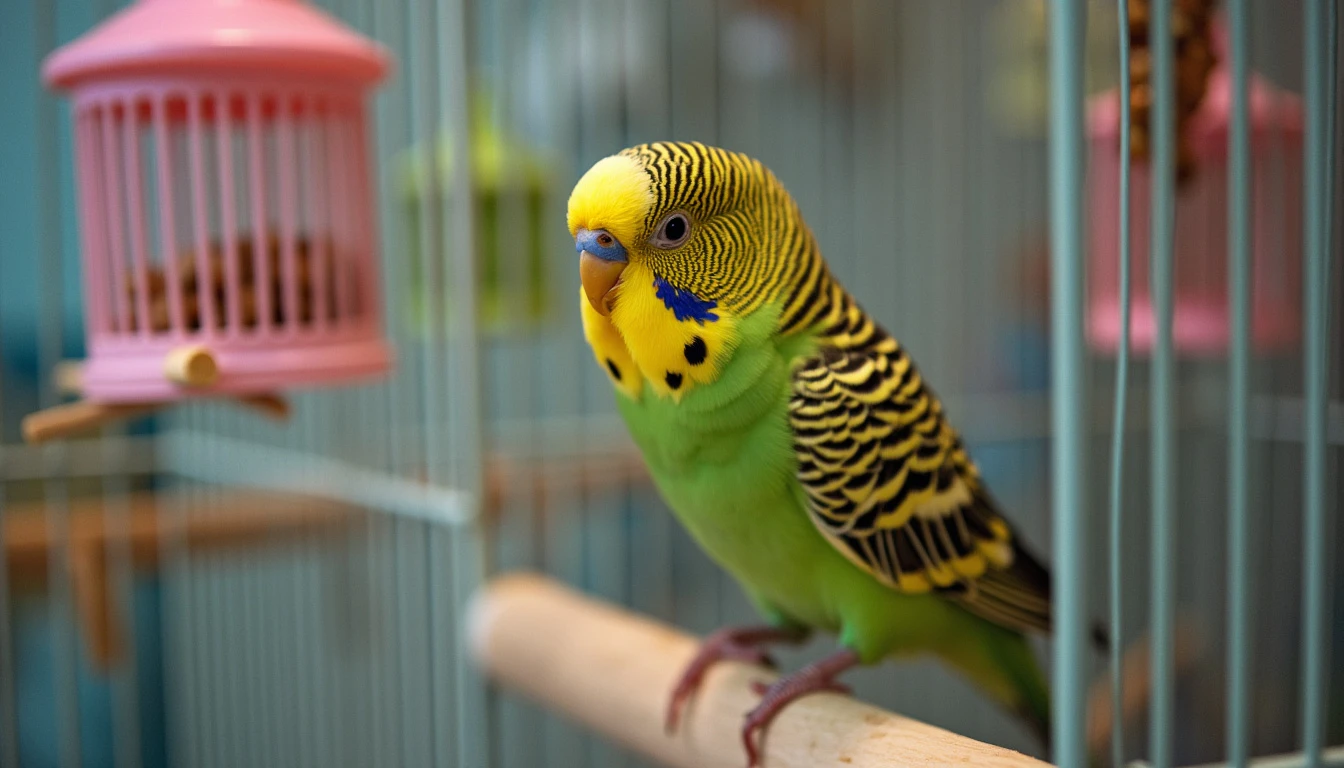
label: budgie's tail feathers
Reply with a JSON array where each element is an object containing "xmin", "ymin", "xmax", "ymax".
[
  {"xmin": 954, "ymin": 489, "xmax": 1111, "ymax": 652},
  {"xmin": 1012, "ymin": 537, "xmax": 1113, "ymax": 652}
]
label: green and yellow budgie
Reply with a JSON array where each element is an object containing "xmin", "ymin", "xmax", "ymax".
[{"xmin": 569, "ymin": 141, "xmax": 1088, "ymax": 765}]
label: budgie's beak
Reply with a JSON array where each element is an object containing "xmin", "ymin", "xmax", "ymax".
[{"xmin": 575, "ymin": 228, "xmax": 627, "ymax": 316}]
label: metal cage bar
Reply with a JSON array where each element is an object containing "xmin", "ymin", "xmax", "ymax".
[
  {"xmin": 1226, "ymin": 1, "xmax": 1254, "ymax": 766},
  {"xmin": 1300, "ymin": 2, "xmax": 1337, "ymax": 766},
  {"xmin": 1047, "ymin": 1, "xmax": 1089, "ymax": 766},
  {"xmin": 1148, "ymin": 0, "xmax": 1178, "ymax": 765},
  {"xmin": 0, "ymin": 212, "xmax": 16, "ymax": 768},
  {"xmin": 1110, "ymin": 0, "xmax": 1135, "ymax": 764}
]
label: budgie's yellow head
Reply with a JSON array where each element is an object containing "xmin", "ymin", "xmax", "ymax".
[
  {"xmin": 567, "ymin": 141, "xmax": 811, "ymax": 320},
  {"xmin": 568, "ymin": 142, "xmax": 826, "ymax": 400}
]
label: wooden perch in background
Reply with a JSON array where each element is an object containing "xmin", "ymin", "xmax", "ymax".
[
  {"xmin": 22, "ymin": 359, "xmax": 291, "ymax": 444},
  {"xmin": 480, "ymin": 450, "xmax": 651, "ymax": 526},
  {"xmin": 469, "ymin": 573, "xmax": 1051, "ymax": 768},
  {"xmin": 4, "ymin": 489, "xmax": 361, "ymax": 669},
  {"xmin": 21, "ymin": 393, "xmax": 291, "ymax": 443}
]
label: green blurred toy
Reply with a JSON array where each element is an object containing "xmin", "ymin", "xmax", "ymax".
[{"xmin": 397, "ymin": 94, "xmax": 555, "ymax": 334}]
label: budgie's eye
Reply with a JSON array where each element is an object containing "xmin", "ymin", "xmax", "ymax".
[{"xmin": 651, "ymin": 212, "xmax": 691, "ymax": 249}]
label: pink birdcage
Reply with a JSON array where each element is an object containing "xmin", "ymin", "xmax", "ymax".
[
  {"xmin": 39, "ymin": 0, "xmax": 392, "ymax": 415},
  {"xmin": 1086, "ymin": 28, "xmax": 1304, "ymax": 356}
]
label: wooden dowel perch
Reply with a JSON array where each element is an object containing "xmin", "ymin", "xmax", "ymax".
[
  {"xmin": 21, "ymin": 394, "xmax": 290, "ymax": 443},
  {"xmin": 22, "ymin": 401, "xmax": 163, "ymax": 443},
  {"xmin": 23, "ymin": 358, "xmax": 291, "ymax": 443},
  {"xmin": 469, "ymin": 573, "xmax": 1051, "ymax": 768},
  {"xmin": 163, "ymin": 345, "xmax": 219, "ymax": 387}
]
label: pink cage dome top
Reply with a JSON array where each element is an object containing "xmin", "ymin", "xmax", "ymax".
[{"xmin": 44, "ymin": 0, "xmax": 389, "ymax": 89}]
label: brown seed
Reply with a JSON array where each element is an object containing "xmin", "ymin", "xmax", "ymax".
[
  {"xmin": 1130, "ymin": 83, "xmax": 1153, "ymax": 111},
  {"xmin": 1129, "ymin": 49, "xmax": 1152, "ymax": 81},
  {"xmin": 1130, "ymin": 130, "xmax": 1150, "ymax": 160},
  {"xmin": 124, "ymin": 267, "xmax": 166, "ymax": 301},
  {"xmin": 298, "ymin": 292, "xmax": 315, "ymax": 325},
  {"xmin": 234, "ymin": 239, "xmax": 258, "ymax": 282},
  {"xmin": 208, "ymin": 291, "xmax": 229, "ymax": 329},
  {"xmin": 1128, "ymin": 0, "xmax": 1148, "ymax": 28},
  {"xmin": 239, "ymin": 290, "xmax": 259, "ymax": 328},
  {"xmin": 148, "ymin": 295, "xmax": 171, "ymax": 333},
  {"xmin": 208, "ymin": 251, "xmax": 227, "ymax": 286},
  {"xmin": 181, "ymin": 292, "xmax": 201, "ymax": 331},
  {"xmin": 145, "ymin": 232, "xmax": 346, "ymax": 330}
]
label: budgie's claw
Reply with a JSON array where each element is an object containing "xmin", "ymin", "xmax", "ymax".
[
  {"xmin": 740, "ymin": 648, "xmax": 860, "ymax": 767},
  {"xmin": 665, "ymin": 625, "xmax": 807, "ymax": 735}
]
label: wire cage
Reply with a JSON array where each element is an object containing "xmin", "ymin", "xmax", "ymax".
[
  {"xmin": 0, "ymin": 1, "xmax": 1340, "ymax": 768},
  {"xmin": 40, "ymin": 0, "xmax": 392, "ymax": 404}
]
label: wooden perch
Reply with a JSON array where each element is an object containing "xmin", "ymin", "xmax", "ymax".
[
  {"xmin": 24, "ymin": 358, "xmax": 291, "ymax": 444},
  {"xmin": 469, "ymin": 573, "xmax": 1051, "ymax": 768},
  {"xmin": 22, "ymin": 401, "xmax": 165, "ymax": 443},
  {"xmin": 22, "ymin": 393, "xmax": 291, "ymax": 444},
  {"xmin": 162, "ymin": 345, "xmax": 219, "ymax": 387},
  {"xmin": 480, "ymin": 450, "xmax": 651, "ymax": 527}
]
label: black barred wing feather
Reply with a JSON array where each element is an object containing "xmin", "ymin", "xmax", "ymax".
[{"xmin": 789, "ymin": 339, "xmax": 1054, "ymax": 636}]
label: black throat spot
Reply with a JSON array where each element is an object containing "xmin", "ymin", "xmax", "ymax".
[{"xmin": 684, "ymin": 336, "xmax": 707, "ymax": 365}]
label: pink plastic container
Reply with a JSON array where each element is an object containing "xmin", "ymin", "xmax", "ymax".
[
  {"xmin": 1086, "ymin": 32, "xmax": 1304, "ymax": 356},
  {"xmin": 43, "ymin": 0, "xmax": 393, "ymax": 402}
]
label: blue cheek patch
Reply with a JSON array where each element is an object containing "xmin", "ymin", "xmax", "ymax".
[{"xmin": 653, "ymin": 276, "xmax": 720, "ymax": 325}]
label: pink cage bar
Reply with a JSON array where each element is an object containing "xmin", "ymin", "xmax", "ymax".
[
  {"xmin": 1086, "ymin": 27, "xmax": 1304, "ymax": 356},
  {"xmin": 43, "ymin": 0, "xmax": 393, "ymax": 403}
]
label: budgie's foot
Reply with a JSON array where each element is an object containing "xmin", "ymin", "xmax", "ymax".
[
  {"xmin": 741, "ymin": 648, "xmax": 860, "ymax": 767},
  {"xmin": 666, "ymin": 625, "xmax": 808, "ymax": 735}
]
